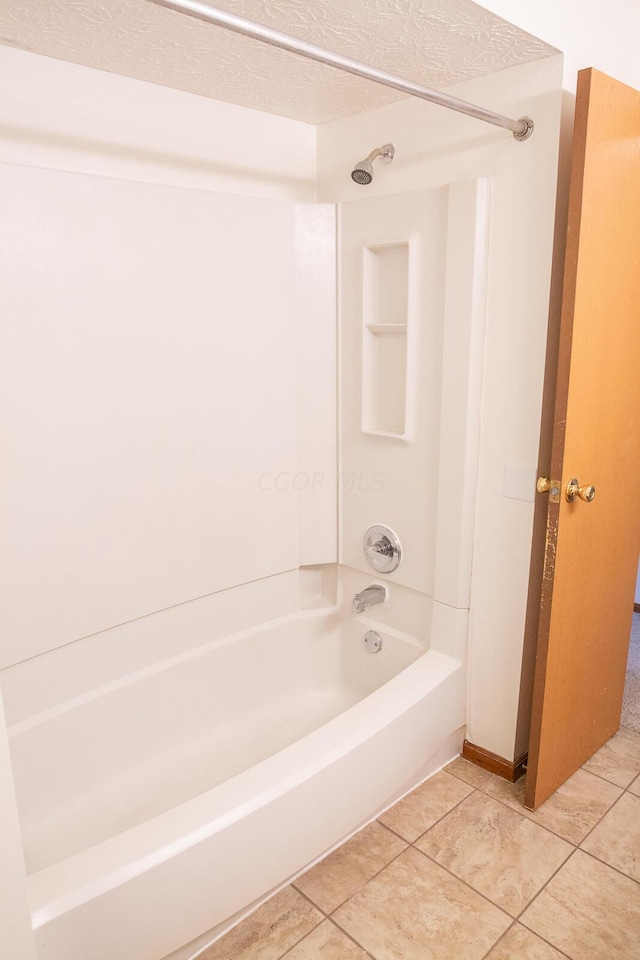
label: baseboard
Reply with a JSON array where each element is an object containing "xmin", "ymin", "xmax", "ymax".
[
  {"xmin": 462, "ymin": 740, "xmax": 528, "ymax": 783},
  {"xmin": 634, "ymin": 602, "xmax": 640, "ymax": 614}
]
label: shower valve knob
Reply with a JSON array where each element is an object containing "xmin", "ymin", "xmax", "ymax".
[
  {"xmin": 371, "ymin": 537, "xmax": 394, "ymax": 557},
  {"xmin": 363, "ymin": 524, "xmax": 402, "ymax": 573}
]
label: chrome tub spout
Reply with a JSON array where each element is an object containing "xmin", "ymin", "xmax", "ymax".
[{"xmin": 352, "ymin": 584, "xmax": 387, "ymax": 614}]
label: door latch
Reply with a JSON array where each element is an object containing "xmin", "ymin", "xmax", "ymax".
[{"xmin": 536, "ymin": 477, "xmax": 561, "ymax": 503}]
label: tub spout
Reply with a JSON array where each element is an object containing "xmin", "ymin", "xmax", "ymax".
[{"xmin": 352, "ymin": 584, "xmax": 387, "ymax": 614}]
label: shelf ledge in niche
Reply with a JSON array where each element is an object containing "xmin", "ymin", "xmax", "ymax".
[
  {"xmin": 362, "ymin": 427, "xmax": 408, "ymax": 440},
  {"xmin": 365, "ymin": 323, "xmax": 407, "ymax": 334}
]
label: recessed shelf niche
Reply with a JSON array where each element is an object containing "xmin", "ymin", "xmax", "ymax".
[{"xmin": 362, "ymin": 241, "xmax": 409, "ymax": 436}]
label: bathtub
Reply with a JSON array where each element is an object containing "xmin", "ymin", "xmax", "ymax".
[{"xmin": 6, "ymin": 604, "xmax": 465, "ymax": 960}]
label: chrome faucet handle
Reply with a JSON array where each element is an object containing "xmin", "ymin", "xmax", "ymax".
[
  {"xmin": 363, "ymin": 525, "xmax": 401, "ymax": 573},
  {"xmin": 370, "ymin": 536, "xmax": 394, "ymax": 557}
]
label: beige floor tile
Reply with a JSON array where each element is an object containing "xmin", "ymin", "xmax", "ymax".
[
  {"xmin": 201, "ymin": 886, "xmax": 322, "ymax": 960},
  {"xmin": 629, "ymin": 773, "xmax": 640, "ymax": 797},
  {"xmin": 484, "ymin": 766, "xmax": 622, "ymax": 844},
  {"xmin": 283, "ymin": 920, "xmax": 369, "ymax": 959},
  {"xmin": 581, "ymin": 726, "xmax": 640, "ymax": 787},
  {"xmin": 333, "ymin": 846, "xmax": 511, "ymax": 960},
  {"xmin": 521, "ymin": 850, "xmax": 640, "ymax": 959},
  {"xmin": 445, "ymin": 756, "xmax": 497, "ymax": 789},
  {"xmin": 581, "ymin": 792, "xmax": 640, "ymax": 880},
  {"xmin": 294, "ymin": 820, "xmax": 406, "ymax": 914},
  {"xmin": 415, "ymin": 791, "xmax": 572, "ymax": 916},
  {"xmin": 378, "ymin": 770, "xmax": 474, "ymax": 842},
  {"xmin": 484, "ymin": 923, "xmax": 567, "ymax": 959}
]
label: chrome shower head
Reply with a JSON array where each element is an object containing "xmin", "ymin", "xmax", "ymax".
[
  {"xmin": 350, "ymin": 143, "xmax": 395, "ymax": 185},
  {"xmin": 351, "ymin": 160, "xmax": 374, "ymax": 185}
]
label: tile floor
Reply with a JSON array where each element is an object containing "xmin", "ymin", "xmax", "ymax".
[{"xmin": 201, "ymin": 727, "xmax": 640, "ymax": 959}]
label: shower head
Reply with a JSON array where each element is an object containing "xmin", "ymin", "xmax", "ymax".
[
  {"xmin": 351, "ymin": 160, "xmax": 374, "ymax": 185},
  {"xmin": 350, "ymin": 143, "xmax": 395, "ymax": 185}
]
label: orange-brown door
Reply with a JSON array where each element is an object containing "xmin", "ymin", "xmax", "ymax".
[{"xmin": 525, "ymin": 68, "xmax": 640, "ymax": 810}]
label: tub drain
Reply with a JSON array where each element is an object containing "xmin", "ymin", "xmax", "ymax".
[{"xmin": 364, "ymin": 630, "xmax": 382, "ymax": 653}]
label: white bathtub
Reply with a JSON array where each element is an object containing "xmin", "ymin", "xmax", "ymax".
[{"xmin": 7, "ymin": 605, "xmax": 465, "ymax": 960}]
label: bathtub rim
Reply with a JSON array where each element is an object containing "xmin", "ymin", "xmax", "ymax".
[{"xmin": 28, "ymin": 644, "xmax": 460, "ymax": 928}]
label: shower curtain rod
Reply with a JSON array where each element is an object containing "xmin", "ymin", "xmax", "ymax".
[{"xmin": 147, "ymin": 0, "xmax": 534, "ymax": 141}]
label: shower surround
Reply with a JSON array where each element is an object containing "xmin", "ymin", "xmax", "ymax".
[{"xmin": 0, "ymin": 40, "xmax": 562, "ymax": 960}]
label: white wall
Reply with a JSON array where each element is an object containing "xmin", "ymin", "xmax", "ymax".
[
  {"xmin": 0, "ymin": 47, "xmax": 316, "ymax": 200},
  {"xmin": 0, "ymin": 167, "xmax": 288, "ymax": 663},
  {"xmin": 481, "ymin": 0, "xmax": 640, "ymax": 93},
  {"xmin": 0, "ymin": 49, "xmax": 338, "ymax": 669},
  {"xmin": 318, "ymin": 54, "xmax": 563, "ymax": 759}
]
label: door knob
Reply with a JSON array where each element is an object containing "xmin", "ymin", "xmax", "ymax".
[{"xmin": 566, "ymin": 478, "xmax": 596, "ymax": 503}]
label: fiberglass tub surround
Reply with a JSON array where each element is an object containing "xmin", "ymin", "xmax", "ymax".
[{"xmin": 0, "ymin": 158, "xmax": 487, "ymax": 960}]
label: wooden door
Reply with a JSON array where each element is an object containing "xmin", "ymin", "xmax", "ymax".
[{"xmin": 525, "ymin": 69, "xmax": 640, "ymax": 810}]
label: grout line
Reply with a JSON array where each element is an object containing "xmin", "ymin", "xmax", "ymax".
[
  {"xmin": 576, "ymin": 783, "xmax": 630, "ymax": 848},
  {"xmin": 374, "ymin": 820, "xmax": 413, "ymax": 845},
  {"xmin": 472, "ymin": 786, "xmax": 580, "ymax": 848},
  {"xmin": 292, "ymin": 821, "xmax": 411, "ymax": 918},
  {"xmin": 516, "ymin": 844, "xmax": 589, "ymax": 925},
  {"xmin": 476, "ymin": 921, "xmax": 518, "ymax": 960},
  {"xmin": 326, "ymin": 915, "xmax": 379, "ymax": 960},
  {"xmin": 409, "ymin": 843, "xmax": 513, "ymax": 920},
  {"xmin": 291, "ymin": 885, "xmax": 330, "ymax": 918},
  {"xmin": 326, "ymin": 844, "xmax": 413, "ymax": 952},
  {"xmin": 576, "ymin": 847, "xmax": 640, "ymax": 888},
  {"xmin": 578, "ymin": 765, "xmax": 637, "ymax": 790},
  {"xmin": 295, "ymin": 787, "xmax": 513, "ymax": 946},
  {"xmin": 444, "ymin": 760, "xmax": 494, "ymax": 790},
  {"xmin": 518, "ymin": 920, "xmax": 576, "ymax": 958},
  {"xmin": 462, "ymin": 758, "xmax": 636, "ymax": 850},
  {"xmin": 326, "ymin": 918, "xmax": 378, "ymax": 959},
  {"xmin": 435, "ymin": 760, "xmax": 640, "ymax": 947},
  {"xmin": 513, "ymin": 846, "xmax": 579, "ymax": 924},
  {"xmin": 270, "ymin": 912, "xmax": 325, "ymax": 960},
  {"xmin": 379, "ymin": 782, "xmax": 570, "ymax": 923},
  {"xmin": 406, "ymin": 792, "xmax": 575, "ymax": 925},
  {"xmin": 326, "ymin": 844, "xmax": 410, "ymax": 917},
  {"xmin": 379, "ymin": 783, "xmax": 478, "ymax": 846},
  {"xmin": 430, "ymin": 774, "xmax": 585, "ymax": 854},
  {"xmin": 289, "ymin": 778, "xmax": 478, "ymax": 924},
  {"xmin": 510, "ymin": 920, "xmax": 575, "ymax": 960},
  {"xmin": 449, "ymin": 743, "xmax": 640, "ymax": 798}
]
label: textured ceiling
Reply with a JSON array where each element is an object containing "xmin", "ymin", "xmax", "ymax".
[{"xmin": 0, "ymin": 0, "xmax": 556, "ymax": 124}]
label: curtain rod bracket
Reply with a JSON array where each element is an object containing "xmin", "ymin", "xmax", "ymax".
[{"xmin": 513, "ymin": 117, "xmax": 535, "ymax": 142}]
